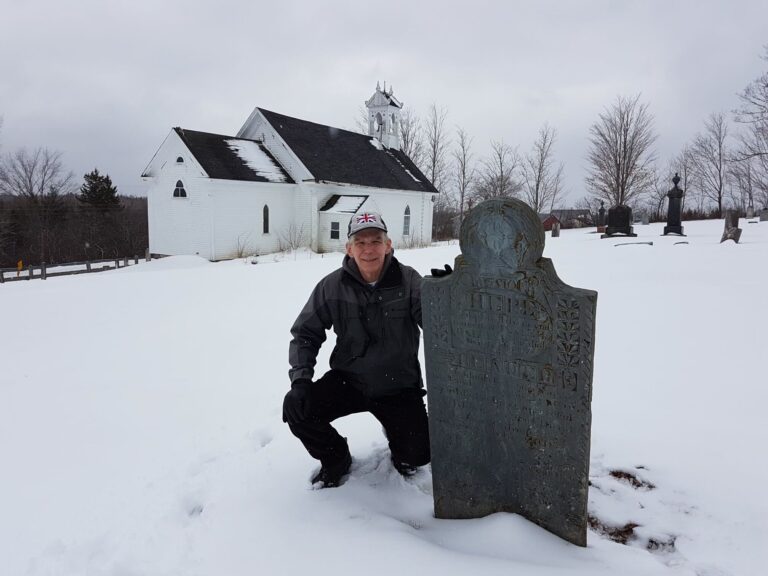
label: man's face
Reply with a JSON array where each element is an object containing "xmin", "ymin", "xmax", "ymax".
[{"xmin": 346, "ymin": 229, "xmax": 392, "ymax": 282}]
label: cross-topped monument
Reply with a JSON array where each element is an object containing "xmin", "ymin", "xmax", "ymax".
[{"xmin": 422, "ymin": 198, "xmax": 598, "ymax": 546}]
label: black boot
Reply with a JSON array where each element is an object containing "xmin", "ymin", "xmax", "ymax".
[{"xmin": 311, "ymin": 451, "xmax": 352, "ymax": 488}]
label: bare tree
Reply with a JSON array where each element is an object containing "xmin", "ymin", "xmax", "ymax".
[
  {"xmin": 672, "ymin": 145, "xmax": 695, "ymax": 213},
  {"xmin": 0, "ymin": 147, "xmax": 75, "ymax": 200},
  {"xmin": 399, "ymin": 107, "xmax": 424, "ymax": 168},
  {"xmin": 521, "ymin": 123, "xmax": 564, "ymax": 213},
  {"xmin": 423, "ymin": 103, "xmax": 450, "ymax": 192},
  {"xmin": 452, "ymin": 126, "xmax": 475, "ymax": 223},
  {"xmin": 585, "ymin": 94, "xmax": 657, "ymax": 206},
  {"xmin": 729, "ymin": 154, "xmax": 756, "ymax": 212},
  {"xmin": 352, "ymin": 105, "xmax": 369, "ymax": 135},
  {"xmin": 690, "ymin": 113, "xmax": 730, "ymax": 217},
  {"xmin": 423, "ymin": 104, "xmax": 455, "ymax": 239},
  {"xmin": 732, "ymin": 47, "xmax": 768, "ymax": 209},
  {"xmin": 734, "ymin": 46, "xmax": 768, "ymax": 158},
  {"xmin": 0, "ymin": 147, "xmax": 76, "ymax": 262},
  {"xmin": 645, "ymin": 165, "xmax": 670, "ymax": 221},
  {"xmin": 473, "ymin": 140, "xmax": 521, "ymax": 202}
]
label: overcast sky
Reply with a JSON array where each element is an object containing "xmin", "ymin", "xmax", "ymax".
[{"xmin": 1, "ymin": 0, "xmax": 766, "ymax": 204}]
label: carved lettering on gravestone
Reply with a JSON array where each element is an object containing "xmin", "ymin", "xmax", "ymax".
[{"xmin": 422, "ymin": 198, "xmax": 598, "ymax": 547}]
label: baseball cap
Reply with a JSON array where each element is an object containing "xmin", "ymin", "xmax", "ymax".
[{"xmin": 348, "ymin": 211, "xmax": 388, "ymax": 237}]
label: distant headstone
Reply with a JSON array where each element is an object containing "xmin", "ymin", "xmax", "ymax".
[
  {"xmin": 641, "ymin": 214, "xmax": 650, "ymax": 225},
  {"xmin": 746, "ymin": 204, "xmax": 755, "ymax": 219},
  {"xmin": 601, "ymin": 205, "xmax": 637, "ymax": 238},
  {"xmin": 596, "ymin": 201, "xmax": 606, "ymax": 233},
  {"xmin": 720, "ymin": 210, "xmax": 742, "ymax": 243},
  {"xmin": 422, "ymin": 198, "xmax": 598, "ymax": 547},
  {"xmin": 551, "ymin": 222, "xmax": 561, "ymax": 237},
  {"xmin": 761, "ymin": 209, "xmax": 768, "ymax": 222},
  {"xmin": 663, "ymin": 173, "xmax": 686, "ymax": 236}
]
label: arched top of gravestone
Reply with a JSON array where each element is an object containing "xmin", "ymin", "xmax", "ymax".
[{"xmin": 459, "ymin": 198, "xmax": 544, "ymax": 271}]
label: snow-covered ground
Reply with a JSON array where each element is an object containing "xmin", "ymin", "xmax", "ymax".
[{"xmin": 1, "ymin": 218, "xmax": 765, "ymax": 576}]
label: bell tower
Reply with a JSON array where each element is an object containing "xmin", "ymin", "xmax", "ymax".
[{"xmin": 365, "ymin": 81, "xmax": 403, "ymax": 150}]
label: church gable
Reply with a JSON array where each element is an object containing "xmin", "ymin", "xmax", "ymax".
[
  {"xmin": 173, "ymin": 128, "xmax": 294, "ymax": 184},
  {"xmin": 257, "ymin": 108, "xmax": 437, "ymax": 193}
]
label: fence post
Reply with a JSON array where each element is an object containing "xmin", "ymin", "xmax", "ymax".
[
  {"xmin": 41, "ymin": 262, "xmax": 47, "ymax": 280},
  {"xmin": 134, "ymin": 255, "xmax": 138, "ymax": 265},
  {"xmin": 115, "ymin": 258, "xmax": 119, "ymax": 269},
  {"xmin": 0, "ymin": 271, "xmax": 4, "ymax": 284},
  {"xmin": 86, "ymin": 261, "xmax": 91, "ymax": 272},
  {"xmin": 123, "ymin": 256, "xmax": 128, "ymax": 267},
  {"xmin": 27, "ymin": 265, "xmax": 33, "ymax": 280},
  {"xmin": 145, "ymin": 248, "xmax": 151, "ymax": 262}
]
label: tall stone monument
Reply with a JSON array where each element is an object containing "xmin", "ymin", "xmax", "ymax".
[
  {"xmin": 663, "ymin": 173, "xmax": 686, "ymax": 236},
  {"xmin": 596, "ymin": 201, "xmax": 606, "ymax": 233},
  {"xmin": 422, "ymin": 198, "xmax": 598, "ymax": 547}
]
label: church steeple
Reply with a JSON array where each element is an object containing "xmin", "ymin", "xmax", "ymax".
[{"xmin": 365, "ymin": 82, "xmax": 403, "ymax": 150}]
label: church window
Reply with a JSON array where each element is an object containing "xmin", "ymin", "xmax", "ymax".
[
  {"xmin": 330, "ymin": 221, "xmax": 340, "ymax": 240},
  {"xmin": 173, "ymin": 180, "xmax": 187, "ymax": 198},
  {"xmin": 263, "ymin": 205, "xmax": 270, "ymax": 234},
  {"xmin": 403, "ymin": 205, "xmax": 411, "ymax": 236},
  {"xmin": 176, "ymin": 156, "xmax": 184, "ymax": 163}
]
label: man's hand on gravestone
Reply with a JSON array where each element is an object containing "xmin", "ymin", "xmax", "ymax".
[
  {"xmin": 282, "ymin": 378, "xmax": 312, "ymax": 424},
  {"xmin": 430, "ymin": 264, "xmax": 453, "ymax": 278}
]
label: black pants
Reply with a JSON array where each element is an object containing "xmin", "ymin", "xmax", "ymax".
[{"xmin": 285, "ymin": 370, "xmax": 431, "ymax": 468}]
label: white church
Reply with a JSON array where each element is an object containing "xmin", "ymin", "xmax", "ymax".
[{"xmin": 141, "ymin": 85, "xmax": 437, "ymax": 260}]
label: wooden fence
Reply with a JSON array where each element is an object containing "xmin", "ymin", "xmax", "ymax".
[{"xmin": 0, "ymin": 251, "xmax": 152, "ymax": 284}]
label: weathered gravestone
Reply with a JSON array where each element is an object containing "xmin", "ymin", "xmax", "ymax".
[
  {"xmin": 422, "ymin": 198, "xmax": 598, "ymax": 547},
  {"xmin": 746, "ymin": 204, "xmax": 755, "ymax": 219},
  {"xmin": 720, "ymin": 210, "xmax": 742, "ymax": 243},
  {"xmin": 601, "ymin": 205, "xmax": 637, "ymax": 238},
  {"xmin": 761, "ymin": 209, "xmax": 768, "ymax": 222},
  {"xmin": 551, "ymin": 222, "xmax": 561, "ymax": 237}
]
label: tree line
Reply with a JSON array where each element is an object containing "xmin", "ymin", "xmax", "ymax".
[
  {"xmin": 370, "ymin": 46, "xmax": 768, "ymax": 238},
  {"xmin": 0, "ymin": 142, "xmax": 147, "ymax": 268}
]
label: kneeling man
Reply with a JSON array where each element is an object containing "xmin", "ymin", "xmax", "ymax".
[{"xmin": 283, "ymin": 211, "xmax": 430, "ymax": 488}]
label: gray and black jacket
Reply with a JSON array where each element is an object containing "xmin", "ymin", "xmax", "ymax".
[{"xmin": 289, "ymin": 252, "xmax": 423, "ymax": 397}]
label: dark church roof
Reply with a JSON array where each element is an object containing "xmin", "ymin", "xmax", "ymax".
[
  {"xmin": 172, "ymin": 128, "xmax": 294, "ymax": 183},
  {"xmin": 258, "ymin": 108, "xmax": 437, "ymax": 193}
]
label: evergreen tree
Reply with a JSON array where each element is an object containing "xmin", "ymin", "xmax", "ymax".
[{"xmin": 77, "ymin": 169, "xmax": 121, "ymax": 212}]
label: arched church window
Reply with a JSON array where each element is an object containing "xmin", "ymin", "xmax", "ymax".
[
  {"xmin": 263, "ymin": 205, "xmax": 270, "ymax": 234},
  {"xmin": 176, "ymin": 156, "xmax": 184, "ymax": 163},
  {"xmin": 403, "ymin": 205, "xmax": 411, "ymax": 236},
  {"xmin": 391, "ymin": 113, "xmax": 397, "ymax": 134},
  {"xmin": 375, "ymin": 112, "xmax": 383, "ymax": 134},
  {"xmin": 173, "ymin": 180, "xmax": 187, "ymax": 198}
]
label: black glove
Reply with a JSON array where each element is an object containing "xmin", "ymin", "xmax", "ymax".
[
  {"xmin": 430, "ymin": 264, "xmax": 453, "ymax": 278},
  {"xmin": 282, "ymin": 378, "xmax": 312, "ymax": 424}
]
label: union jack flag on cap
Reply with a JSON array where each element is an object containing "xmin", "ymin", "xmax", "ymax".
[{"xmin": 348, "ymin": 210, "xmax": 388, "ymax": 237}]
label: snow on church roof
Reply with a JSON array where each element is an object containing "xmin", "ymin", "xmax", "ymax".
[
  {"xmin": 225, "ymin": 139, "xmax": 289, "ymax": 183},
  {"xmin": 173, "ymin": 128, "xmax": 293, "ymax": 183},
  {"xmin": 319, "ymin": 195, "xmax": 368, "ymax": 214}
]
